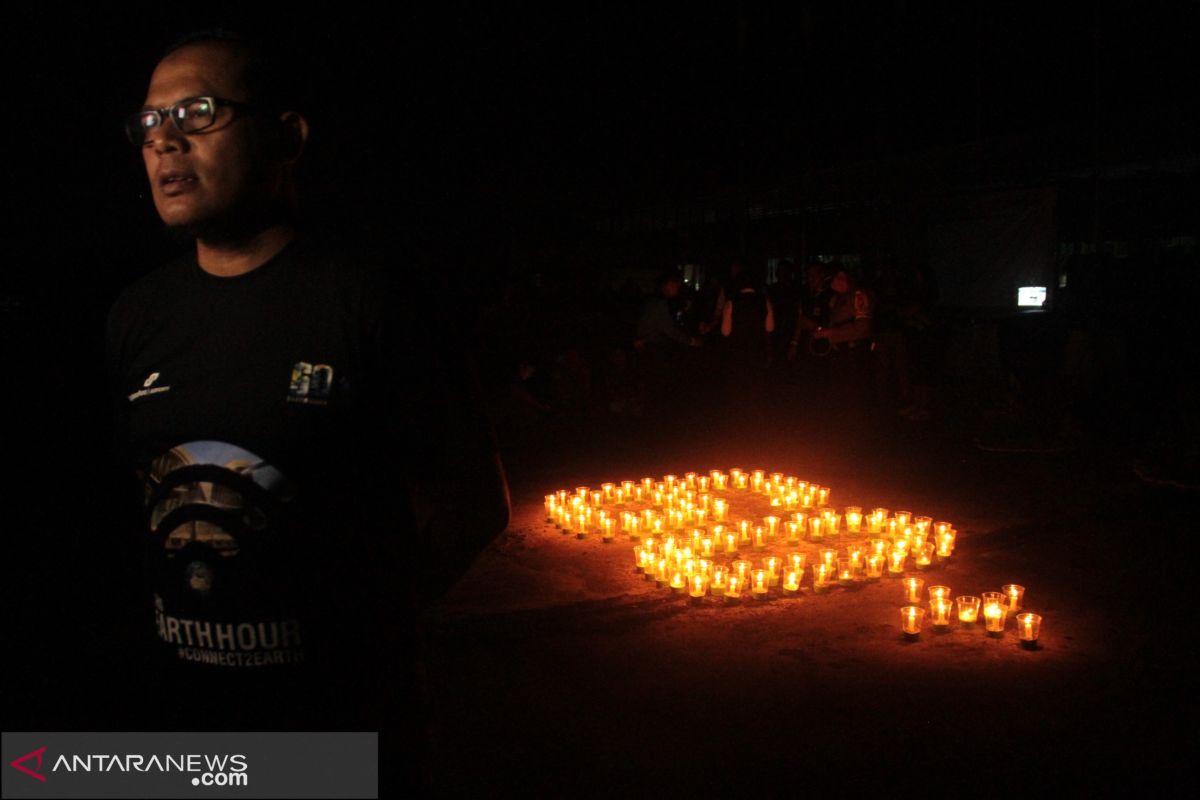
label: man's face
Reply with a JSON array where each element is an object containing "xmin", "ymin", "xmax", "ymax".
[{"xmin": 140, "ymin": 42, "xmax": 276, "ymax": 234}]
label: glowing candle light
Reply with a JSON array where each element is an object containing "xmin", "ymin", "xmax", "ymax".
[
  {"xmin": 576, "ymin": 512, "xmax": 589, "ymax": 539},
  {"xmin": 725, "ymin": 574, "xmax": 742, "ymax": 600},
  {"xmin": 826, "ymin": 513, "xmax": 842, "ymax": 536},
  {"xmin": 633, "ymin": 546, "xmax": 646, "ymax": 571},
  {"xmin": 903, "ymin": 577, "xmax": 925, "ymax": 603},
  {"xmin": 819, "ymin": 548, "xmax": 838, "ymax": 572},
  {"xmin": 711, "ymin": 471, "xmax": 728, "ymax": 491},
  {"xmin": 641, "ymin": 477, "xmax": 654, "ymax": 495},
  {"xmin": 710, "ymin": 566, "xmax": 728, "ymax": 596},
  {"xmin": 697, "ymin": 475, "xmax": 710, "ymax": 493},
  {"xmin": 738, "ymin": 520, "xmax": 753, "ymax": 545},
  {"xmin": 655, "ymin": 558, "xmax": 669, "ymax": 588},
  {"xmin": 576, "ymin": 486, "xmax": 590, "ymax": 500},
  {"xmin": 601, "ymin": 483, "xmax": 615, "ymax": 503},
  {"xmin": 869, "ymin": 509, "xmax": 887, "ymax": 534},
  {"xmin": 700, "ymin": 537, "xmax": 715, "ymax": 558},
  {"xmin": 783, "ymin": 569, "xmax": 801, "ymax": 595},
  {"xmin": 847, "ymin": 545, "xmax": 864, "ymax": 569},
  {"xmin": 914, "ymin": 515, "xmax": 932, "ymax": 534},
  {"xmin": 724, "ymin": 531, "xmax": 738, "ymax": 555},
  {"xmin": 936, "ymin": 530, "xmax": 955, "ymax": 559},
  {"xmin": 895, "ymin": 510, "xmax": 911, "ymax": 526},
  {"xmin": 868, "ymin": 538, "xmax": 889, "ymax": 558},
  {"xmin": 752, "ymin": 568, "xmax": 769, "ymax": 598},
  {"xmin": 732, "ymin": 559, "xmax": 753, "ymax": 586},
  {"xmin": 845, "ymin": 507, "xmax": 862, "ymax": 533},
  {"xmin": 627, "ymin": 516, "xmax": 641, "ymax": 540},
  {"xmin": 929, "ymin": 597, "xmax": 953, "ymax": 627},
  {"xmin": 602, "ymin": 518, "xmax": 617, "ymax": 542},
  {"xmin": 809, "ymin": 517, "xmax": 824, "ymax": 542},
  {"xmin": 729, "ymin": 468, "xmax": 743, "ymax": 486},
  {"xmin": 764, "ymin": 516, "xmax": 780, "ymax": 538},
  {"xmin": 786, "ymin": 521, "xmax": 801, "ymax": 543},
  {"xmin": 545, "ymin": 494, "xmax": 557, "ymax": 521},
  {"xmin": 817, "ymin": 487, "xmax": 830, "ymax": 506},
  {"xmin": 788, "ymin": 553, "xmax": 808, "ymax": 574},
  {"xmin": 713, "ymin": 498, "xmax": 728, "ymax": 521},
  {"xmin": 812, "ymin": 563, "xmax": 832, "ymax": 593},
  {"xmin": 734, "ymin": 472, "xmax": 749, "ymax": 491},
  {"xmin": 689, "ymin": 574, "xmax": 707, "ymax": 599},
  {"xmin": 753, "ymin": 526, "xmax": 767, "ymax": 552},
  {"xmin": 957, "ymin": 596, "xmax": 980, "ymax": 625},
  {"xmin": 837, "ymin": 558, "xmax": 855, "ymax": 587},
  {"xmin": 1016, "ymin": 613, "xmax": 1042, "ymax": 649},
  {"xmin": 801, "ymin": 492, "xmax": 815, "ymax": 510},
  {"xmin": 927, "ymin": 585, "xmax": 951, "ymax": 604},
  {"xmin": 900, "ymin": 606, "xmax": 925, "ymax": 637},
  {"xmin": 751, "ymin": 470, "xmax": 765, "ymax": 493},
  {"xmin": 866, "ymin": 554, "xmax": 884, "ymax": 581},
  {"xmin": 888, "ymin": 549, "xmax": 907, "ymax": 575},
  {"xmin": 984, "ymin": 601, "xmax": 1007, "ymax": 636},
  {"xmin": 1002, "ymin": 584, "xmax": 1025, "ymax": 612},
  {"xmin": 763, "ymin": 556, "xmax": 781, "ymax": 586},
  {"xmin": 914, "ymin": 543, "xmax": 934, "ymax": 570},
  {"xmin": 670, "ymin": 571, "xmax": 686, "ymax": 594}
]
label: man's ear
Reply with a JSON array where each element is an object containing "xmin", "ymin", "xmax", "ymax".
[{"xmin": 279, "ymin": 111, "xmax": 309, "ymax": 164}]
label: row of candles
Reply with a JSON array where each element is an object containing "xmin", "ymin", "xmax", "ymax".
[
  {"xmin": 898, "ymin": 580, "xmax": 1043, "ymax": 646},
  {"xmin": 547, "ymin": 470, "xmax": 1043, "ymax": 648}
]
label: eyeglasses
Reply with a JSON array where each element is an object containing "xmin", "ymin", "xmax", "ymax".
[{"xmin": 124, "ymin": 96, "xmax": 256, "ymax": 146}]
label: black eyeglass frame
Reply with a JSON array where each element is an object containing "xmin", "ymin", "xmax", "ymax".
[{"xmin": 125, "ymin": 96, "xmax": 257, "ymax": 146}]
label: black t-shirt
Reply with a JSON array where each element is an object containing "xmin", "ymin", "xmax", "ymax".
[{"xmin": 105, "ymin": 237, "xmax": 426, "ymax": 724}]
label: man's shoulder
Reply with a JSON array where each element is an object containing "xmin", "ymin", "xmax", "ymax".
[{"xmin": 107, "ymin": 257, "xmax": 192, "ymax": 328}]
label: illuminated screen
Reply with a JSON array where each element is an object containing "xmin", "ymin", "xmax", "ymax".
[{"xmin": 1017, "ymin": 286, "xmax": 1047, "ymax": 307}]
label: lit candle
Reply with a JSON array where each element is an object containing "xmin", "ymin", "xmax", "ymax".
[
  {"xmin": 936, "ymin": 530, "xmax": 955, "ymax": 559},
  {"xmin": 590, "ymin": 490, "xmax": 602, "ymax": 507},
  {"xmin": 809, "ymin": 517, "xmax": 824, "ymax": 542},
  {"xmin": 710, "ymin": 566, "xmax": 728, "ymax": 596},
  {"xmin": 785, "ymin": 521, "xmax": 801, "ymax": 543},
  {"xmin": 711, "ymin": 470, "xmax": 727, "ymax": 491},
  {"xmin": 689, "ymin": 574, "xmax": 707, "ymax": 599},
  {"xmin": 1002, "ymin": 584, "xmax": 1025, "ymax": 613},
  {"xmin": 601, "ymin": 483, "xmax": 615, "ymax": 503},
  {"xmin": 914, "ymin": 515, "xmax": 932, "ymax": 534},
  {"xmin": 697, "ymin": 475, "xmax": 710, "ymax": 493},
  {"xmin": 788, "ymin": 553, "xmax": 807, "ymax": 574},
  {"xmin": 1016, "ymin": 613, "xmax": 1042, "ymax": 648},
  {"xmin": 576, "ymin": 486, "xmax": 590, "ymax": 500},
  {"xmin": 713, "ymin": 498, "xmax": 728, "ymax": 521},
  {"xmin": 576, "ymin": 512, "xmax": 588, "ymax": 539},
  {"xmin": 956, "ymin": 596, "xmax": 980, "ymax": 625},
  {"xmin": 602, "ymin": 517, "xmax": 617, "ymax": 542},
  {"xmin": 845, "ymin": 507, "xmax": 862, "ymax": 533},
  {"xmin": 837, "ymin": 558, "xmax": 855, "ymax": 587},
  {"xmin": 866, "ymin": 554, "xmax": 884, "ymax": 581},
  {"xmin": 545, "ymin": 494, "xmax": 557, "ymax": 521},
  {"xmin": 752, "ymin": 569, "xmax": 769, "ymax": 598},
  {"xmin": 700, "ymin": 537, "xmax": 715, "ymax": 558},
  {"xmin": 782, "ymin": 569, "xmax": 801, "ymax": 595},
  {"xmin": 984, "ymin": 601, "xmax": 1007, "ymax": 636},
  {"xmin": 621, "ymin": 480, "xmax": 635, "ymax": 497},
  {"xmin": 627, "ymin": 516, "xmax": 641, "ymax": 541},
  {"xmin": 753, "ymin": 526, "xmax": 767, "ymax": 552},
  {"xmin": 927, "ymin": 585, "xmax": 951, "ymax": 604},
  {"xmin": 929, "ymin": 597, "xmax": 953, "ymax": 627},
  {"xmin": 903, "ymin": 577, "xmax": 925, "ymax": 604},
  {"xmin": 724, "ymin": 531, "xmax": 738, "ymax": 555},
  {"xmin": 869, "ymin": 509, "xmax": 887, "ymax": 534},
  {"xmin": 641, "ymin": 477, "xmax": 654, "ymax": 494},
  {"xmin": 763, "ymin": 556, "xmax": 781, "ymax": 586},
  {"xmin": 817, "ymin": 487, "xmax": 830, "ymax": 506},
  {"xmin": 895, "ymin": 510, "xmax": 911, "ymax": 526},
  {"xmin": 655, "ymin": 558, "xmax": 669, "ymax": 588},
  {"xmin": 812, "ymin": 563, "xmax": 832, "ymax": 593},
  {"xmin": 669, "ymin": 571, "xmax": 686, "ymax": 594},
  {"xmin": 819, "ymin": 548, "xmax": 838, "ymax": 572},
  {"xmin": 826, "ymin": 513, "xmax": 842, "ymax": 536},
  {"xmin": 900, "ymin": 606, "xmax": 925, "ymax": 637},
  {"xmin": 914, "ymin": 543, "xmax": 934, "ymax": 570},
  {"xmin": 764, "ymin": 516, "xmax": 780, "ymax": 538},
  {"xmin": 751, "ymin": 470, "xmax": 765, "ymax": 493},
  {"xmin": 725, "ymin": 574, "xmax": 742, "ymax": 600},
  {"xmin": 888, "ymin": 549, "xmax": 907, "ymax": 575}
]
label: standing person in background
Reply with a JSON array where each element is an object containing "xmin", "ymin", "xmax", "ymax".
[{"xmin": 812, "ymin": 269, "xmax": 874, "ymax": 432}]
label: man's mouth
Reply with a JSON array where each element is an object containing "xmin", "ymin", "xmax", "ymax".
[{"xmin": 158, "ymin": 171, "xmax": 198, "ymax": 196}]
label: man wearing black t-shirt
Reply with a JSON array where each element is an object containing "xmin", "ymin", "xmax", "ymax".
[{"xmin": 106, "ymin": 30, "xmax": 509, "ymax": 754}]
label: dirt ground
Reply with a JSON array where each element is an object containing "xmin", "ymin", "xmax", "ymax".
[{"xmin": 420, "ymin": 409, "xmax": 1192, "ymax": 795}]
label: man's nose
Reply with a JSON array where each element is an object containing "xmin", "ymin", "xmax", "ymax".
[{"xmin": 147, "ymin": 118, "xmax": 188, "ymax": 154}]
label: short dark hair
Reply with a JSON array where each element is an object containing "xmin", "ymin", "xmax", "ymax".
[{"xmin": 162, "ymin": 28, "xmax": 309, "ymax": 113}]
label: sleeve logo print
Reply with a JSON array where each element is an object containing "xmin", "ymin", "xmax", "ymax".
[{"xmin": 286, "ymin": 361, "xmax": 334, "ymax": 406}]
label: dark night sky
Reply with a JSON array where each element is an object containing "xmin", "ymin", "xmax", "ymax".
[{"xmin": 7, "ymin": 3, "xmax": 1197, "ymax": 293}]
